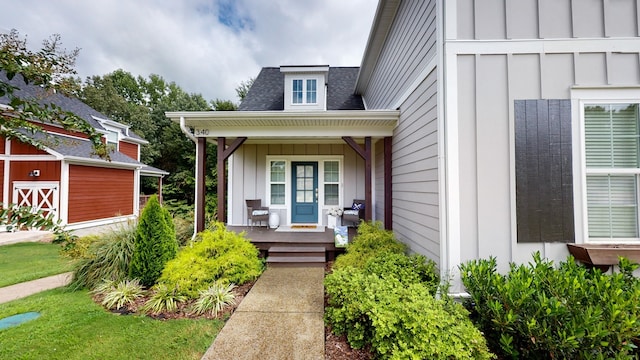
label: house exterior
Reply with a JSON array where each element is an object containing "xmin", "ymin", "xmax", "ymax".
[
  {"xmin": 1, "ymin": 72, "xmax": 167, "ymax": 230},
  {"xmin": 170, "ymin": 0, "xmax": 640, "ymax": 291}
]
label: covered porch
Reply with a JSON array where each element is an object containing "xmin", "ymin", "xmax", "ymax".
[{"xmin": 167, "ymin": 110, "xmax": 399, "ymax": 262}]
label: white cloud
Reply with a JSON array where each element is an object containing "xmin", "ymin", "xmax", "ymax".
[{"xmin": 2, "ymin": 0, "xmax": 377, "ymax": 102}]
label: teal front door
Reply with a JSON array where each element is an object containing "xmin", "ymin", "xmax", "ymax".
[{"xmin": 291, "ymin": 162, "xmax": 318, "ymax": 223}]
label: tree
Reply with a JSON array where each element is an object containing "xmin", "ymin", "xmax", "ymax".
[
  {"xmin": 211, "ymin": 98, "xmax": 237, "ymax": 111},
  {"xmin": 129, "ymin": 195, "xmax": 177, "ymax": 287},
  {"xmin": 235, "ymin": 77, "xmax": 254, "ymax": 101},
  {"xmin": 0, "ymin": 29, "xmax": 108, "ymax": 158}
]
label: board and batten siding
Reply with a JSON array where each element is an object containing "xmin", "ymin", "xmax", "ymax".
[
  {"xmin": 447, "ymin": 16, "xmax": 640, "ymax": 270},
  {"xmin": 67, "ymin": 165, "xmax": 134, "ymax": 223},
  {"xmin": 363, "ymin": 0, "xmax": 437, "ymax": 109},
  {"xmin": 456, "ymin": 0, "xmax": 640, "ymax": 40},
  {"xmin": 228, "ymin": 143, "xmax": 365, "ymax": 226},
  {"xmin": 392, "ymin": 69, "xmax": 440, "ymax": 266}
]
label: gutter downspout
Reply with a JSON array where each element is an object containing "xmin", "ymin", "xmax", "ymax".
[{"xmin": 179, "ymin": 116, "xmax": 199, "ymax": 238}]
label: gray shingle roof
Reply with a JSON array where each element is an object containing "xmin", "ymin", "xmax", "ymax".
[
  {"xmin": 2, "ymin": 71, "xmax": 165, "ymax": 173},
  {"xmin": 0, "ymin": 72, "xmax": 144, "ymax": 141},
  {"xmin": 238, "ymin": 67, "xmax": 365, "ymax": 111}
]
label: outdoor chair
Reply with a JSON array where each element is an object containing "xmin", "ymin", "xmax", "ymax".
[
  {"xmin": 343, "ymin": 199, "xmax": 365, "ymax": 227},
  {"xmin": 246, "ymin": 199, "xmax": 269, "ymax": 229}
]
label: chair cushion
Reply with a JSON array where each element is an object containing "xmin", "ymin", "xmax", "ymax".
[
  {"xmin": 252, "ymin": 210, "xmax": 269, "ymax": 216},
  {"xmin": 352, "ymin": 202, "xmax": 365, "ymax": 211},
  {"xmin": 343, "ymin": 210, "xmax": 359, "ymax": 216}
]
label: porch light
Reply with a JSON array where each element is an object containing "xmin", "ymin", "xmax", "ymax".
[{"xmin": 28, "ymin": 169, "xmax": 40, "ymax": 177}]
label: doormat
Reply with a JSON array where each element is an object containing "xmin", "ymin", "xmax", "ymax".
[{"xmin": 275, "ymin": 225, "xmax": 325, "ymax": 233}]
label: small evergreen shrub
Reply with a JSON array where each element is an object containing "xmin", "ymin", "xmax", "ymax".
[
  {"xmin": 130, "ymin": 195, "xmax": 178, "ymax": 287},
  {"xmin": 333, "ymin": 221, "xmax": 406, "ymax": 269},
  {"xmin": 158, "ymin": 223, "xmax": 263, "ymax": 298},
  {"xmin": 364, "ymin": 252, "xmax": 440, "ymax": 295},
  {"xmin": 70, "ymin": 223, "xmax": 136, "ymax": 290},
  {"xmin": 460, "ymin": 253, "xmax": 640, "ymax": 359},
  {"xmin": 61, "ymin": 235, "xmax": 100, "ymax": 259},
  {"xmin": 325, "ymin": 266, "xmax": 493, "ymax": 359}
]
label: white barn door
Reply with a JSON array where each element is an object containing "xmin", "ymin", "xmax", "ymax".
[{"xmin": 12, "ymin": 181, "xmax": 60, "ymax": 222}]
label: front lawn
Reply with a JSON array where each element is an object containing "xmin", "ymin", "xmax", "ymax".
[
  {"xmin": 0, "ymin": 288, "xmax": 223, "ymax": 359},
  {"xmin": 0, "ymin": 242, "xmax": 74, "ymax": 287}
]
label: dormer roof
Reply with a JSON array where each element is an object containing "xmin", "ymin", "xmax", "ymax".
[{"xmin": 238, "ymin": 66, "xmax": 365, "ymax": 111}]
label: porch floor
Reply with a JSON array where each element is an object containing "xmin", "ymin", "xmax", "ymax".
[{"xmin": 227, "ymin": 226, "xmax": 356, "ymax": 262}]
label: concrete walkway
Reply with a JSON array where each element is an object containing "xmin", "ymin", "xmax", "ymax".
[
  {"xmin": 202, "ymin": 266, "xmax": 325, "ymax": 360},
  {"xmin": 0, "ymin": 272, "xmax": 73, "ymax": 305}
]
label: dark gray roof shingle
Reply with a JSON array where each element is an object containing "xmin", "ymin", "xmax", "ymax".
[{"xmin": 238, "ymin": 66, "xmax": 364, "ymax": 111}]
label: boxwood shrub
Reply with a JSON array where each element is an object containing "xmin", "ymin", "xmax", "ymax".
[
  {"xmin": 158, "ymin": 223, "xmax": 264, "ymax": 298},
  {"xmin": 325, "ymin": 266, "xmax": 493, "ymax": 359},
  {"xmin": 333, "ymin": 221, "xmax": 406, "ymax": 270},
  {"xmin": 460, "ymin": 252, "xmax": 640, "ymax": 359}
]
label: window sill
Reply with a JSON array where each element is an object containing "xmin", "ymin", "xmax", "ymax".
[{"xmin": 567, "ymin": 244, "xmax": 640, "ymax": 270}]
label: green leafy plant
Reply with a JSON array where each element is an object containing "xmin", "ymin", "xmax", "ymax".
[
  {"xmin": 101, "ymin": 279, "xmax": 145, "ymax": 310},
  {"xmin": 142, "ymin": 284, "xmax": 187, "ymax": 314},
  {"xmin": 325, "ymin": 266, "xmax": 493, "ymax": 359},
  {"xmin": 460, "ymin": 253, "xmax": 640, "ymax": 359},
  {"xmin": 130, "ymin": 195, "xmax": 178, "ymax": 287},
  {"xmin": 70, "ymin": 223, "xmax": 136, "ymax": 290},
  {"xmin": 364, "ymin": 252, "xmax": 440, "ymax": 294},
  {"xmin": 333, "ymin": 221, "xmax": 406, "ymax": 270},
  {"xmin": 158, "ymin": 223, "xmax": 263, "ymax": 298},
  {"xmin": 190, "ymin": 282, "xmax": 237, "ymax": 317},
  {"xmin": 61, "ymin": 235, "xmax": 99, "ymax": 259}
]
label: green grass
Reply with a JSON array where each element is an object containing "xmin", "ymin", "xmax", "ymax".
[
  {"xmin": 0, "ymin": 243, "xmax": 74, "ymax": 287},
  {"xmin": 0, "ymin": 288, "xmax": 224, "ymax": 360}
]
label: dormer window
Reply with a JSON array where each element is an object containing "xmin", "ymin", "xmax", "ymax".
[
  {"xmin": 292, "ymin": 79, "xmax": 317, "ymax": 104},
  {"xmin": 281, "ymin": 65, "xmax": 328, "ymax": 111}
]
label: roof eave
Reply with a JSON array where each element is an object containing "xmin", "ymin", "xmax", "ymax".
[{"xmin": 355, "ymin": 0, "xmax": 402, "ymax": 95}]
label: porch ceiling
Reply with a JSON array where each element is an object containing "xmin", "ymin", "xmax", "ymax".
[{"xmin": 166, "ymin": 110, "xmax": 399, "ymax": 140}]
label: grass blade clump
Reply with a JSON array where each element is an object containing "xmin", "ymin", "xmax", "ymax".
[
  {"xmin": 101, "ymin": 279, "xmax": 145, "ymax": 310},
  {"xmin": 142, "ymin": 284, "xmax": 187, "ymax": 314},
  {"xmin": 191, "ymin": 282, "xmax": 237, "ymax": 317},
  {"xmin": 70, "ymin": 222, "xmax": 136, "ymax": 290}
]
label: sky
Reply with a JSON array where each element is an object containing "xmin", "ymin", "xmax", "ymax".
[{"xmin": 1, "ymin": 0, "xmax": 378, "ymax": 103}]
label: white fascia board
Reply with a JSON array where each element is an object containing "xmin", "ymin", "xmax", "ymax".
[
  {"xmin": 3, "ymin": 154, "xmax": 60, "ymax": 161},
  {"xmin": 447, "ymin": 38, "xmax": 640, "ymax": 55},
  {"xmin": 191, "ymin": 127, "xmax": 395, "ymax": 138},
  {"xmin": 280, "ymin": 65, "xmax": 329, "ymax": 73},
  {"xmin": 121, "ymin": 136, "xmax": 149, "ymax": 145},
  {"xmin": 65, "ymin": 157, "xmax": 141, "ymax": 170},
  {"xmin": 166, "ymin": 110, "xmax": 399, "ymax": 121},
  {"xmin": 92, "ymin": 115, "xmax": 130, "ymax": 131}
]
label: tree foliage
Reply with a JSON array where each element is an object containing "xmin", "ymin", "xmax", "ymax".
[
  {"xmin": 235, "ymin": 77, "xmax": 254, "ymax": 101},
  {"xmin": 0, "ymin": 29, "xmax": 107, "ymax": 158},
  {"xmin": 129, "ymin": 195, "xmax": 178, "ymax": 287}
]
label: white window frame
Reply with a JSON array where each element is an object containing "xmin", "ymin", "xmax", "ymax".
[
  {"xmin": 573, "ymin": 87, "xmax": 640, "ymax": 244},
  {"xmin": 291, "ymin": 78, "xmax": 318, "ymax": 105},
  {"xmin": 269, "ymin": 160, "xmax": 287, "ymax": 206}
]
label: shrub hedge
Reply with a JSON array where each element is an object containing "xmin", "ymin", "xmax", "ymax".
[
  {"xmin": 460, "ymin": 252, "xmax": 640, "ymax": 359},
  {"xmin": 333, "ymin": 221, "xmax": 406, "ymax": 270},
  {"xmin": 325, "ymin": 266, "xmax": 492, "ymax": 359},
  {"xmin": 325, "ymin": 222, "xmax": 490, "ymax": 358},
  {"xmin": 158, "ymin": 223, "xmax": 263, "ymax": 298}
]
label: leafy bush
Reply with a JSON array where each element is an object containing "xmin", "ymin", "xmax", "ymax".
[
  {"xmin": 100, "ymin": 279, "xmax": 145, "ymax": 310},
  {"xmin": 333, "ymin": 221, "xmax": 406, "ymax": 269},
  {"xmin": 142, "ymin": 284, "xmax": 187, "ymax": 314},
  {"xmin": 190, "ymin": 282, "xmax": 236, "ymax": 317},
  {"xmin": 460, "ymin": 253, "xmax": 640, "ymax": 359},
  {"xmin": 364, "ymin": 252, "xmax": 440, "ymax": 295},
  {"xmin": 70, "ymin": 223, "xmax": 136, "ymax": 290},
  {"xmin": 173, "ymin": 216, "xmax": 194, "ymax": 247},
  {"xmin": 158, "ymin": 223, "xmax": 263, "ymax": 298},
  {"xmin": 130, "ymin": 195, "xmax": 178, "ymax": 287},
  {"xmin": 61, "ymin": 235, "xmax": 99, "ymax": 259},
  {"xmin": 325, "ymin": 267, "xmax": 493, "ymax": 359}
]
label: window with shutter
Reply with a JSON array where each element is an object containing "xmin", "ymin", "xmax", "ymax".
[{"xmin": 584, "ymin": 104, "xmax": 640, "ymax": 240}]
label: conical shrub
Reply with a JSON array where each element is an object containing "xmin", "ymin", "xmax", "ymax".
[{"xmin": 129, "ymin": 195, "xmax": 178, "ymax": 287}]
